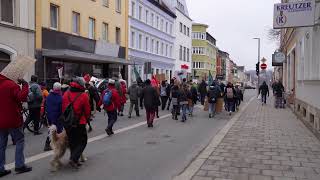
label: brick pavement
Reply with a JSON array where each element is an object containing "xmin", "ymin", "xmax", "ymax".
[{"xmin": 192, "ymin": 98, "xmax": 320, "ymax": 180}]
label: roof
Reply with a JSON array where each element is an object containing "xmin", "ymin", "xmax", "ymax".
[
  {"xmin": 192, "ymin": 23, "xmax": 209, "ymax": 28},
  {"xmin": 148, "ymin": 0, "xmax": 177, "ymax": 18}
]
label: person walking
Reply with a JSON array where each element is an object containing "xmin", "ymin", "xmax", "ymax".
[
  {"xmin": 101, "ymin": 79, "xmax": 121, "ymax": 135},
  {"xmin": 171, "ymin": 84, "xmax": 180, "ymax": 120},
  {"xmin": 179, "ymin": 84, "xmax": 191, "ymax": 122},
  {"xmin": 166, "ymin": 79, "xmax": 174, "ymax": 110},
  {"xmin": 27, "ymin": 75, "xmax": 43, "ymax": 135},
  {"xmin": 137, "ymin": 78, "xmax": 145, "ymax": 110},
  {"xmin": 189, "ymin": 82, "xmax": 198, "ymax": 116},
  {"xmin": 224, "ymin": 82, "xmax": 236, "ymax": 116},
  {"xmin": 141, "ymin": 79, "xmax": 159, "ymax": 127},
  {"xmin": 85, "ymin": 82, "xmax": 101, "ymax": 132},
  {"xmin": 127, "ymin": 81, "xmax": 141, "ymax": 118},
  {"xmin": 273, "ymin": 80, "xmax": 285, "ymax": 108},
  {"xmin": 43, "ymin": 82, "xmax": 63, "ymax": 151},
  {"xmin": 234, "ymin": 85, "xmax": 244, "ymax": 110},
  {"xmin": 62, "ymin": 77, "xmax": 91, "ymax": 168},
  {"xmin": 0, "ymin": 75, "xmax": 32, "ymax": 177},
  {"xmin": 198, "ymin": 80, "xmax": 208, "ymax": 105},
  {"xmin": 119, "ymin": 80, "xmax": 127, "ymax": 116},
  {"xmin": 259, "ymin": 81, "xmax": 269, "ymax": 105},
  {"xmin": 207, "ymin": 82, "xmax": 221, "ymax": 118},
  {"xmin": 160, "ymin": 81, "xmax": 169, "ymax": 111}
]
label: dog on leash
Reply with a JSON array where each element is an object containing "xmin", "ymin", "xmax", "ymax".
[{"xmin": 49, "ymin": 125, "xmax": 87, "ymax": 171}]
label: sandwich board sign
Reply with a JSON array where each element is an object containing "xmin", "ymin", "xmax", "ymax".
[{"xmin": 273, "ymin": 0, "xmax": 315, "ymax": 29}]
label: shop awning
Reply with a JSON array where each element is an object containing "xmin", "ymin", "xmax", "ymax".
[{"xmin": 42, "ymin": 49, "xmax": 133, "ymax": 65}]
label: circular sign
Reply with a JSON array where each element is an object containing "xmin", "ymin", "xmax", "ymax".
[
  {"xmin": 274, "ymin": 52, "xmax": 286, "ymax": 63},
  {"xmin": 261, "ymin": 63, "xmax": 267, "ymax": 70}
]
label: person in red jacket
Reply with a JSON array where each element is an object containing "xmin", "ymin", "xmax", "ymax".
[
  {"xmin": 62, "ymin": 77, "xmax": 90, "ymax": 168},
  {"xmin": 0, "ymin": 75, "xmax": 32, "ymax": 177},
  {"xmin": 100, "ymin": 79, "xmax": 121, "ymax": 136},
  {"xmin": 118, "ymin": 80, "xmax": 127, "ymax": 116}
]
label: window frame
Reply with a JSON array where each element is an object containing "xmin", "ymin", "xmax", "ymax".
[
  {"xmin": 50, "ymin": 3, "xmax": 59, "ymax": 30},
  {"xmin": 102, "ymin": 0, "xmax": 109, "ymax": 7},
  {"xmin": 88, "ymin": 17, "xmax": 96, "ymax": 39},
  {"xmin": 131, "ymin": 31, "xmax": 135, "ymax": 48},
  {"xmin": 131, "ymin": 1, "xmax": 135, "ymax": 17},
  {"xmin": 116, "ymin": 0, "xmax": 121, "ymax": 13},
  {"xmin": 0, "ymin": 0, "xmax": 15, "ymax": 25},
  {"xmin": 102, "ymin": 22, "xmax": 109, "ymax": 41},
  {"xmin": 72, "ymin": 11, "xmax": 80, "ymax": 35},
  {"xmin": 116, "ymin": 27, "xmax": 121, "ymax": 45}
]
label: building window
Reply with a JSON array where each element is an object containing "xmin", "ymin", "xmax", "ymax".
[
  {"xmin": 183, "ymin": 25, "xmax": 186, "ymax": 35},
  {"xmin": 183, "ymin": 47, "xmax": 186, "ymax": 61},
  {"xmin": 187, "ymin": 48, "xmax": 190, "ymax": 62},
  {"xmin": 179, "ymin": 45, "xmax": 182, "ymax": 60},
  {"xmin": 50, "ymin": 4, "xmax": 59, "ymax": 29},
  {"xmin": 0, "ymin": 0, "xmax": 14, "ymax": 24},
  {"xmin": 88, "ymin": 17, "xmax": 95, "ymax": 39},
  {"xmin": 102, "ymin": 0, "xmax": 109, "ymax": 7},
  {"xmin": 165, "ymin": 44, "xmax": 168, "ymax": 56},
  {"xmin": 138, "ymin": 6, "xmax": 142, "ymax": 20},
  {"xmin": 145, "ymin": 10, "xmax": 149, "ymax": 24},
  {"xmin": 72, "ymin": 12, "xmax": 80, "ymax": 35},
  {"xmin": 192, "ymin": 47, "xmax": 205, "ymax": 55},
  {"xmin": 179, "ymin": 22, "xmax": 182, "ymax": 32},
  {"xmin": 138, "ymin": 34, "xmax": 142, "ymax": 49},
  {"xmin": 116, "ymin": 0, "xmax": 121, "ymax": 13},
  {"xmin": 165, "ymin": 22, "xmax": 168, "ymax": 33},
  {"xmin": 102, "ymin": 22, "xmax": 108, "ymax": 41},
  {"xmin": 131, "ymin": 31, "xmax": 135, "ymax": 48},
  {"xmin": 192, "ymin": 32, "xmax": 206, "ymax": 40},
  {"xmin": 169, "ymin": 24, "xmax": 173, "ymax": 35},
  {"xmin": 169, "ymin": 46, "xmax": 173, "ymax": 57},
  {"xmin": 156, "ymin": 41, "xmax": 159, "ymax": 54},
  {"xmin": 151, "ymin": 13, "xmax": 154, "ymax": 26},
  {"xmin": 131, "ymin": 1, "xmax": 135, "ymax": 17},
  {"xmin": 161, "ymin": 43, "xmax": 164, "ymax": 55},
  {"xmin": 187, "ymin": 27, "xmax": 190, "ymax": 36},
  {"xmin": 145, "ymin": 37, "xmax": 149, "ymax": 51},
  {"xmin": 156, "ymin": 16, "xmax": 159, "ymax": 29},
  {"xmin": 116, "ymin": 27, "xmax": 121, "ymax": 45},
  {"xmin": 160, "ymin": 19, "xmax": 164, "ymax": 31},
  {"xmin": 151, "ymin": 39, "xmax": 154, "ymax": 53}
]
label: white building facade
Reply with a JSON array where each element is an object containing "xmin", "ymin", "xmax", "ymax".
[
  {"xmin": 128, "ymin": 0, "xmax": 176, "ymax": 84},
  {"xmin": 166, "ymin": 0, "xmax": 192, "ymax": 77},
  {"xmin": 0, "ymin": 0, "xmax": 35, "ymax": 80}
]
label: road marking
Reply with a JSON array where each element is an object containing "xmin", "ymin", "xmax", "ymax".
[
  {"xmin": 173, "ymin": 96, "xmax": 255, "ymax": 180},
  {"xmin": 5, "ymin": 113, "xmax": 173, "ymax": 170}
]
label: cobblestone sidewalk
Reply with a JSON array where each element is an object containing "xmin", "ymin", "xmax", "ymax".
[{"xmin": 193, "ymin": 98, "xmax": 320, "ymax": 180}]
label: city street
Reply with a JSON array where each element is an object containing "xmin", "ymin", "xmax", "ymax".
[{"xmin": 3, "ymin": 91, "xmax": 255, "ymax": 180}]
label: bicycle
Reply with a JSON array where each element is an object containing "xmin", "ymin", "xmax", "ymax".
[{"xmin": 23, "ymin": 107, "xmax": 48, "ymax": 133}]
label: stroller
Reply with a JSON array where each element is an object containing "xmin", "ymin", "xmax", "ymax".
[{"xmin": 275, "ymin": 92, "xmax": 286, "ymax": 109}]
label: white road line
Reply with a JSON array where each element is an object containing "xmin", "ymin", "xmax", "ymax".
[{"xmin": 5, "ymin": 113, "xmax": 172, "ymax": 170}]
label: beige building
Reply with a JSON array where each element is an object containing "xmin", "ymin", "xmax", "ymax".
[
  {"xmin": 35, "ymin": 0, "xmax": 130, "ymax": 82},
  {"xmin": 0, "ymin": 0, "xmax": 35, "ymax": 80}
]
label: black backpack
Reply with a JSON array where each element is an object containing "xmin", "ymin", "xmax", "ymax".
[{"xmin": 59, "ymin": 92, "xmax": 83, "ymax": 129}]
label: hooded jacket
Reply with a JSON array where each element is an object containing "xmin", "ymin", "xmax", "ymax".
[
  {"xmin": 0, "ymin": 74, "xmax": 29, "ymax": 129},
  {"xmin": 259, "ymin": 82, "xmax": 269, "ymax": 96},
  {"xmin": 62, "ymin": 82, "xmax": 91, "ymax": 125},
  {"xmin": 100, "ymin": 84, "xmax": 121, "ymax": 112},
  {"xmin": 128, "ymin": 83, "xmax": 141, "ymax": 101},
  {"xmin": 46, "ymin": 91, "xmax": 63, "ymax": 133}
]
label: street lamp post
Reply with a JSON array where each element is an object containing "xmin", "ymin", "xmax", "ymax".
[{"xmin": 253, "ymin": 38, "xmax": 261, "ymax": 92}]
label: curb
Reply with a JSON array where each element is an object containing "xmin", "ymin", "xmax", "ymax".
[{"xmin": 173, "ymin": 96, "xmax": 255, "ymax": 180}]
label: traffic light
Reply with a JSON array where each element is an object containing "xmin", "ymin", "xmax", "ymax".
[{"xmin": 256, "ymin": 62, "xmax": 260, "ymax": 76}]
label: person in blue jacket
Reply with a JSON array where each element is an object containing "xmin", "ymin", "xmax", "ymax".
[{"xmin": 43, "ymin": 82, "xmax": 63, "ymax": 151}]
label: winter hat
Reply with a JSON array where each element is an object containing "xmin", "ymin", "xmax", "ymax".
[
  {"xmin": 53, "ymin": 82, "xmax": 61, "ymax": 91},
  {"xmin": 108, "ymin": 79, "xmax": 115, "ymax": 84}
]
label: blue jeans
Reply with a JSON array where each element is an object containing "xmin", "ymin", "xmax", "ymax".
[
  {"xmin": 107, "ymin": 110, "xmax": 118, "ymax": 131},
  {"xmin": 0, "ymin": 128, "xmax": 25, "ymax": 172},
  {"xmin": 181, "ymin": 104, "xmax": 188, "ymax": 122},
  {"xmin": 209, "ymin": 103, "xmax": 216, "ymax": 116}
]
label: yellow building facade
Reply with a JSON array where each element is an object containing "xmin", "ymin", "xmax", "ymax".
[{"xmin": 35, "ymin": 0, "xmax": 130, "ymax": 81}]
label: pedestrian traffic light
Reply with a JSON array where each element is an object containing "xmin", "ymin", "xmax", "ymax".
[{"xmin": 256, "ymin": 62, "xmax": 260, "ymax": 76}]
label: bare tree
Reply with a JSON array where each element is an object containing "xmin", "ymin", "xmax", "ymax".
[{"xmin": 268, "ymin": 28, "xmax": 281, "ymax": 42}]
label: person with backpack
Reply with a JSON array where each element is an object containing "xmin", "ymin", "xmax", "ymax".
[
  {"xmin": 171, "ymin": 84, "xmax": 180, "ymax": 120},
  {"xmin": 61, "ymin": 77, "xmax": 91, "ymax": 168},
  {"xmin": 141, "ymin": 79, "xmax": 159, "ymax": 127},
  {"xmin": 224, "ymin": 82, "xmax": 236, "ymax": 116},
  {"xmin": 179, "ymin": 84, "xmax": 192, "ymax": 122},
  {"xmin": 0, "ymin": 76, "xmax": 32, "ymax": 177},
  {"xmin": 189, "ymin": 82, "xmax": 198, "ymax": 116},
  {"xmin": 198, "ymin": 80, "xmax": 208, "ymax": 105},
  {"xmin": 43, "ymin": 82, "xmax": 63, "ymax": 151},
  {"xmin": 259, "ymin": 81, "xmax": 269, "ymax": 105},
  {"xmin": 234, "ymin": 85, "xmax": 244, "ymax": 109},
  {"xmin": 207, "ymin": 82, "xmax": 221, "ymax": 118},
  {"xmin": 100, "ymin": 79, "xmax": 121, "ymax": 136},
  {"xmin": 160, "ymin": 81, "xmax": 169, "ymax": 111},
  {"xmin": 27, "ymin": 75, "xmax": 43, "ymax": 135},
  {"xmin": 127, "ymin": 81, "xmax": 141, "ymax": 118}
]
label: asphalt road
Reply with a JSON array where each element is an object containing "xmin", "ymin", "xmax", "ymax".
[{"xmin": 4, "ymin": 90, "xmax": 255, "ymax": 180}]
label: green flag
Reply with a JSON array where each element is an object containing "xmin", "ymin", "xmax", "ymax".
[
  {"xmin": 208, "ymin": 71, "xmax": 213, "ymax": 85},
  {"xmin": 133, "ymin": 65, "xmax": 141, "ymax": 81}
]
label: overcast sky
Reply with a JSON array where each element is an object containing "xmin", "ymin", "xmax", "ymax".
[{"xmin": 186, "ymin": 0, "xmax": 279, "ymax": 70}]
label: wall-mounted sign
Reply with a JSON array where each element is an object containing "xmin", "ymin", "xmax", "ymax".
[
  {"xmin": 273, "ymin": 0, "xmax": 315, "ymax": 29},
  {"xmin": 272, "ymin": 52, "xmax": 286, "ymax": 66}
]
